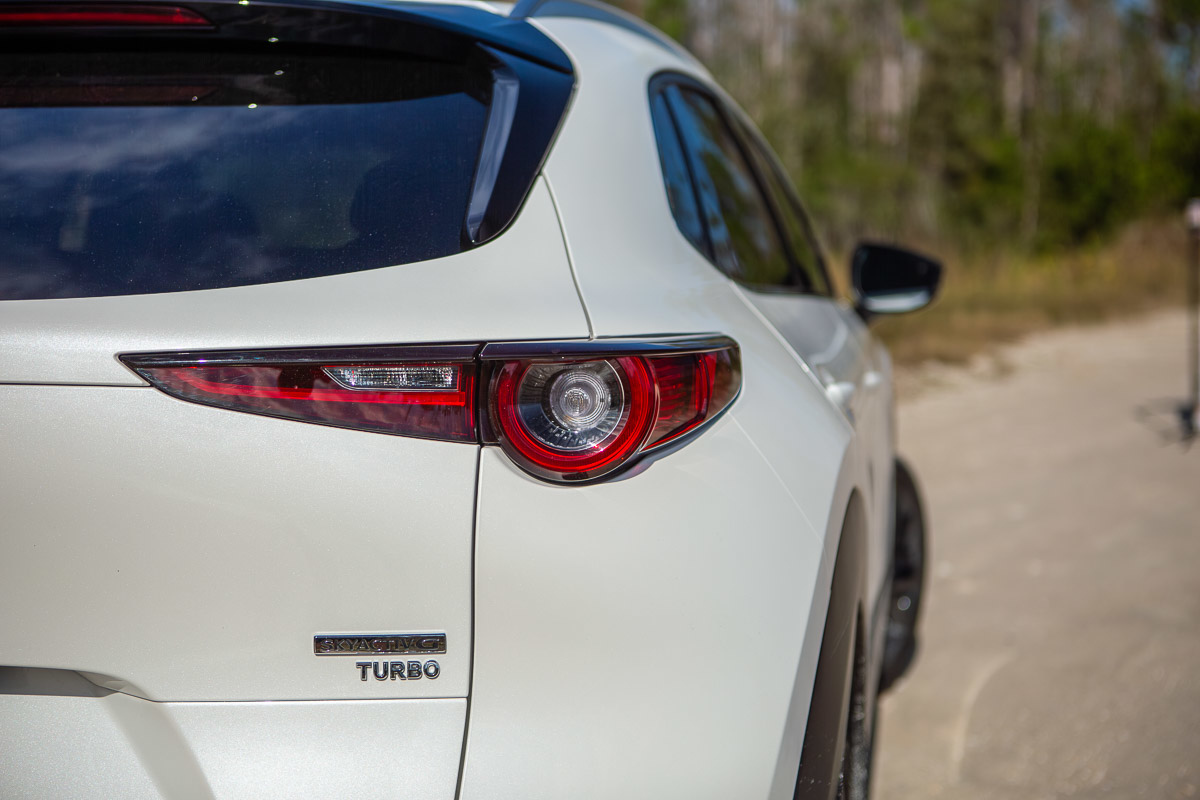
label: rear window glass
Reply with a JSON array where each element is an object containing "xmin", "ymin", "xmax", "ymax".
[{"xmin": 0, "ymin": 48, "xmax": 490, "ymax": 300}]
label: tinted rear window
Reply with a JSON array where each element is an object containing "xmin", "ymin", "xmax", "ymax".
[{"xmin": 0, "ymin": 48, "xmax": 490, "ymax": 300}]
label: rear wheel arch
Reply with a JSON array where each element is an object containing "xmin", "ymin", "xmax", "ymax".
[{"xmin": 793, "ymin": 490, "xmax": 869, "ymax": 800}]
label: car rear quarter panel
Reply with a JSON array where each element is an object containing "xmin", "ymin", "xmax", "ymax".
[
  {"xmin": 460, "ymin": 18, "xmax": 867, "ymax": 800},
  {"xmin": 534, "ymin": 16, "xmax": 865, "ymax": 588}
]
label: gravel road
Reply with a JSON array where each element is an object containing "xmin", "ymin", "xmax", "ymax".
[{"xmin": 874, "ymin": 309, "xmax": 1200, "ymax": 799}]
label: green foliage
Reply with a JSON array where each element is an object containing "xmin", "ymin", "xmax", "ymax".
[
  {"xmin": 1149, "ymin": 105, "xmax": 1200, "ymax": 207},
  {"xmin": 1157, "ymin": 0, "xmax": 1200, "ymax": 47},
  {"xmin": 941, "ymin": 132, "xmax": 1026, "ymax": 246},
  {"xmin": 1038, "ymin": 121, "xmax": 1146, "ymax": 248},
  {"xmin": 642, "ymin": 0, "xmax": 688, "ymax": 43},
  {"xmin": 795, "ymin": 146, "xmax": 920, "ymax": 247}
]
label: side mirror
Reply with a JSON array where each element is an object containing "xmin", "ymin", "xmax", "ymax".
[{"xmin": 851, "ymin": 242, "xmax": 943, "ymax": 320}]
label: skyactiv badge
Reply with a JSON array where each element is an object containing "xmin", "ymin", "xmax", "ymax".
[{"xmin": 313, "ymin": 633, "xmax": 447, "ymax": 656}]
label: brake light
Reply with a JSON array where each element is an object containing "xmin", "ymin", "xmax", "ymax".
[
  {"xmin": 122, "ymin": 337, "xmax": 741, "ymax": 483},
  {"xmin": 123, "ymin": 353, "xmax": 478, "ymax": 443},
  {"xmin": 489, "ymin": 356, "xmax": 657, "ymax": 482},
  {"xmin": 0, "ymin": 4, "xmax": 212, "ymax": 27},
  {"xmin": 645, "ymin": 350, "xmax": 739, "ymax": 448}
]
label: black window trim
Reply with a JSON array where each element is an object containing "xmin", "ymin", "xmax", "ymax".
[
  {"xmin": 651, "ymin": 86, "xmax": 716, "ymax": 261},
  {"xmin": 647, "ymin": 70, "xmax": 834, "ymax": 298},
  {"xmin": 680, "ymin": 83, "xmax": 807, "ymax": 292},
  {"xmin": 728, "ymin": 110, "xmax": 835, "ymax": 298}
]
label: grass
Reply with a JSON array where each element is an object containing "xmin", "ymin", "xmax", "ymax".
[{"xmin": 863, "ymin": 218, "xmax": 1191, "ymax": 367}]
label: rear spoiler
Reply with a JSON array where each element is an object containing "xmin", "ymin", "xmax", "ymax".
[{"xmin": 0, "ymin": 0, "xmax": 573, "ymax": 72}]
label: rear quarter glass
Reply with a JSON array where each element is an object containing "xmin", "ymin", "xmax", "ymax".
[{"xmin": 1, "ymin": 44, "xmax": 493, "ymax": 299}]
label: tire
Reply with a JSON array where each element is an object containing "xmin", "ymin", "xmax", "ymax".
[{"xmin": 879, "ymin": 458, "xmax": 926, "ymax": 692}]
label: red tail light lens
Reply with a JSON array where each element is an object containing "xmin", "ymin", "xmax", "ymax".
[
  {"xmin": 491, "ymin": 357, "xmax": 657, "ymax": 482},
  {"xmin": 0, "ymin": 4, "xmax": 212, "ymax": 27},
  {"xmin": 484, "ymin": 339, "xmax": 742, "ymax": 482},
  {"xmin": 122, "ymin": 336, "xmax": 740, "ymax": 483},
  {"xmin": 644, "ymin": 349, "xmax": 739, "ymax": 449},
  {"xmin": 123, "ymin": 354, "xmax": 478, "ymax": 443}
]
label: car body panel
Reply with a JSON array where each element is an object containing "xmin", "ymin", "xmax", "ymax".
[
  {"xmin": 169, "ymin": 697, "xmax": 465, "ymax": 800},
  {"xmin": 535, "ymin": 16, "xmax": 875, "ymax": 604},
  {"xmin": 0, "ymin": 383, "xmax": 477, "ymax": 702},
  {"xmin": 536, "ymin": 17, "xmax": 855, "ymax": 541},
  {"xmin": 457, "ymin": 19, "xmax": 878, "ymax": 799},
  {"xmin": 742, "ymin": 291, "xmax": 895, "ymax": 610},
  {"xmin": 0, "ymin": 179, "xmax": 587, "ymax": 385},
  {"xmin": 463, "ymin": 421, "xmax": 827, "ymax": 800},
  {"xmin": 0, "ymin": 684, "xmax": 465, "ymax": 800}
]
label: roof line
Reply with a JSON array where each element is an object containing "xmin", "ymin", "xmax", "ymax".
[{"xmin": 510, "ymin": 0, "xmax": 697, "ymax": 64}]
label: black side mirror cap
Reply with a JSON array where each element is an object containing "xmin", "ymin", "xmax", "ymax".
[{"xmin": 851, "ymin": 242, "xmax": 943, "ymax": 320}]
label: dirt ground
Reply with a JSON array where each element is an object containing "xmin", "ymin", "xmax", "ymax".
[{"xmin": 873, "ymin": 309, "xmax": 1200, "ymax": 799}]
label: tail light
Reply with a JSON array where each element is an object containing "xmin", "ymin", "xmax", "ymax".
[
  {"xmin": 121, "ymin": 336, "xmax": 741, "ymax": 484},
  {"xmin": 121, "ymin": 344, "xmax": 479, "ymax": 443}
]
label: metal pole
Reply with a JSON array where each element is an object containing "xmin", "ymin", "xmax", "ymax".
[{"xmin": 1185, "ymin": 200, "xmax": 1200, "ymax": 439}]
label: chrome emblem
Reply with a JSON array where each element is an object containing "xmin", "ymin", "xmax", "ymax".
[
  {"xmin": 356, "ymin": 660, "xmax": 441, "ymax": 681},
  {"xmin": 314, "ymin": 633, "xmax": 446, "ymax": 656}
]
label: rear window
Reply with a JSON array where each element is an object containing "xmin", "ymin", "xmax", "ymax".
[{"xmin": 0, "ymin": 47, "xmax": 491, "ymax": 300}]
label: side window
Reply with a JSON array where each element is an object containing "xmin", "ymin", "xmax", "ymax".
[
  {"xmin": 737, "ymin": 121, "xmax": 833, "ymax": 297},
  {"xmin": 649, "ymin": 92, "xmax": 709, "ymax": 258},
  {"xmin": 663, "ymin": 86, "xmax": 794, "ymax": 289}
]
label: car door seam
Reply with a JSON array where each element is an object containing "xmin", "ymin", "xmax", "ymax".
[
  {"xmin": 454, "ymin": 444, "xmax": 482, "ymax": 800},
  {"xmin": 539, "ymin": 173, "xmax": 596, "ymax": 340}
]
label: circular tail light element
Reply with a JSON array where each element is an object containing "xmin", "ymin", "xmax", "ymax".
[{"xmin": 491, "ymin": 357, "xmax": 657, "ymax": 482}]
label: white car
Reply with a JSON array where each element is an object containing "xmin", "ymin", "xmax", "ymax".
[{"xmin": 0, "ymin": 1, "xmax": 938, "ymax": 798}]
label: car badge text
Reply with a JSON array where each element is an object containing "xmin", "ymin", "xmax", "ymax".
[
  {"xmin": 314, "ymin": 633, "xmax": 446, "ymax": 656},
  {"xmin": 356, "ymin": 660, "xmax": 440, "ymax": 681}
]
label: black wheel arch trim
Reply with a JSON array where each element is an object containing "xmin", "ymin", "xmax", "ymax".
[
  {"xmin": 878, "ymin": 457, "xmax": 927, "ymax": 692},
  {"xmin": 792, "ymin": 493, "xmax": 868, "ymax": 800}
]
